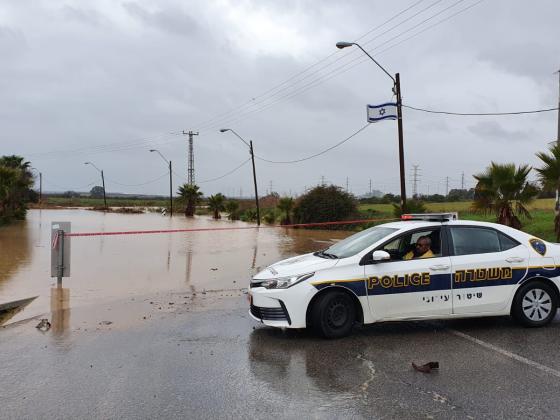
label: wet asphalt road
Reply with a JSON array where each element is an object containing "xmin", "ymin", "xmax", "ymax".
[{"xmin": 2, "ymin": 296, "xmax": 560, "ymax": 419}]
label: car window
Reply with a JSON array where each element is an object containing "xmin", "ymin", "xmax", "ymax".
[
  {"xmin": 379, "ymin": 228, "xmax": 441, "ymax": 261},
  {"xmin": 450, "ymin": 227, "xmax": 502, "ymax": 255},
  {"xmin": 324, "ymin": 226, "xmax": 398, "ymax": 258},
  {"xmin": 499, "ymin": 232, "xmax": 520, "ymax": 251}
]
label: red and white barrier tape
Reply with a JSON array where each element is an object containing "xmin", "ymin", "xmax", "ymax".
[{"xmin": 64, "ymin": 217, "xmax": 397, "ymax": 238}]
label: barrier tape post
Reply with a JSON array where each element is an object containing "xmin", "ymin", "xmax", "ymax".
[
  {"xmin": 51, "ymin": 222, "xmax": 71, "ymax": 287},
  {"xmin": 57, "ymin": 230, "xmax": 64, "ymax": 287}
]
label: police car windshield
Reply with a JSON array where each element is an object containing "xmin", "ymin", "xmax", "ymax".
[{"xmin": 324, "ymin": 226, "xmax": 398, "ymax": 258}]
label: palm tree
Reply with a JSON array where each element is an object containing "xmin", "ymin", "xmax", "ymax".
[
  {"xmin": 277, "ymin": 197, "xmax": 294, "ymax": 225},
  {"xmin": 177, "ymin": 184, "xmax": 203, "ymax": 217},
  {"xmin": 207, "ymin": 193, "xmax": 226, "ymax": 219},
  {"xmin": 535, "ymin": 143, "xmax": 560, "ymax": 240},
  {"xmin": 0, "ymin": 155, "xmax": 33, "ymax": 224},
  {"xmin": 472, "ymin": 162, "xmax": 538, "ymax": 229}
]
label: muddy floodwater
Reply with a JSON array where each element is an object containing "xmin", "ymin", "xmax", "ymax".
[{"xmin": 0, "ymin": 209, "xmax": 350, "ymax": 325}]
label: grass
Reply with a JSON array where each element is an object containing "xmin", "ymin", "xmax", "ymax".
[
  {"xmin": 358, "ymin": 199, "xmax": 557, "ymax": 242},
  {"xmin": 38, "ymin": 196, "xmax": 171, "ymax": 208}
]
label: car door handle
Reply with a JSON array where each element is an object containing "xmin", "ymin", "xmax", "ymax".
[
  {"xmin": 506, "ymin": 257, "xmax": 525, "ymax": 263},
  {"xmin": 429, "ymin": 264, "xmax": 450, "ymax": 271}
]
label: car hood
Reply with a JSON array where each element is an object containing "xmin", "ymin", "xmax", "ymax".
[{"xmin": 253, "ymin": 253, "xmax": 339, "ymax": 279}]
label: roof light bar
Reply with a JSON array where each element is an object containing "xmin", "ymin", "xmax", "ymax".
[{"xmin": 401, "ymin": 213, "xmax": 459, "ymax": 222}]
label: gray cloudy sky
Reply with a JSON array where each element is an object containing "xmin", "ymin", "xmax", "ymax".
[{"xmin": 2, "ymin": 0, "xmax": 560, "ymax": 197}]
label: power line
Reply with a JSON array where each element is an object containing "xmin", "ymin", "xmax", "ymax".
[
  {"xmin": 403, "ymin": 104, "xmax": 559, "ymax": 116},
  {"xmin": 196, "ymin": 0, "xmax": 477, "ymax": 133},
  {"xmin": 193, "ymin": 0, "xmax": 431, "ymax": 131},
  {"xmin": 197, "ymin": 158, "xmax": 252, "ymax": 184},
  {"xmin": 256, "ymin": 123, "xmax": 371, "ymax": 164},
  {"xmin": 105, "ymin": 172, "xmax": 169, "ymax": 187}
]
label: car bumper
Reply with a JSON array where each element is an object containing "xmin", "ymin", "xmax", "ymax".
[{"xmin": 248, "ymin": 282, "xmax": 316, "ymax": 328}]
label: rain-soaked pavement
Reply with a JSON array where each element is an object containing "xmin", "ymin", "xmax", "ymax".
[
  {"xmin": 3, "ymin": 292, "xmax": 560, "ymax": 419},
  {"xmin": 3, "ymin": 210, "xmax": 560, "ymax": 418}
]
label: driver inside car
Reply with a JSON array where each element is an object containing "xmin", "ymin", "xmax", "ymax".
[{"xmin": 403, "ymin": 236, "xmax": 434, "ymax": 260}]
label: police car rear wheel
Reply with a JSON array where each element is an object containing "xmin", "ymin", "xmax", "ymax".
[
  {"xmin": 512, "ymin": 281, "xmax": 558, "ymax": 327},
  {"xmin": 311, "ymin": 291, "xmax": 356, "ymax": 339}
]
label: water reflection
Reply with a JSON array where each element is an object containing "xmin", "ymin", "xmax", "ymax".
[
  {"xmin": 50, "ymin": 287, "xmax": 70, "ymax": 336},
  {"xmin": 0, "ymin": 220, "xmax": 31, "ymax": 289},
  {"xmin": 248, "ymin": 328, "xmax": 368, "ymax": 398}
]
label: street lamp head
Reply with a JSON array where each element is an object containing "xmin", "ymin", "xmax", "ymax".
[
  {"xmin": 336, "ymin": 41, "xmax": 354, "ymax": 49},
  {"xmin": 149, "ymin": 149, "xmax": 156, "ymax": 152},
  {"xmin": 84, "ymin": 162, "xmax": 90, "ymax": 165},
  {"xmin": 219, "ymin": 128, "xmax": 230, "ymax": 133}
]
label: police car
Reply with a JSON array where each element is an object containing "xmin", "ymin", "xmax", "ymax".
[{"xmin": 249, "ymin": 213, "xmax": 559, "ymax": 338}]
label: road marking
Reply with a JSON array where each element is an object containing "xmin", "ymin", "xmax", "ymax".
[{"xmin": 448, "ymin": 329, "xmax": 560, "ymax": 379}]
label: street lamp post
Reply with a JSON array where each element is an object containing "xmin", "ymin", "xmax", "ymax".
[
  {"xmin": 336, "ymin": 41, "xmax": 407, "ymax": 213},
  {"xmin": 84, "ymin": 161, "xmax": 107, "ymax": 210},
  {"xmin": 219, "ymin": 128, "xmax": 261, "ymax": 226},
  {"xmin": 149, "ymin": 149, "xmax": 173, "ymax": 217}
]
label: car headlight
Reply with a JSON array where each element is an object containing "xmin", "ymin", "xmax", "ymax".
[{"xmin": 260, "ymin": 272, "xmax": 315, "ymax": 289}]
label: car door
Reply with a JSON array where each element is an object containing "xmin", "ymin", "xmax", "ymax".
[
  {"xmin": 449, "ymin": 226, "xmax": 529, "ymax": 314},
  {"xmin": 364, "ymin": 227, "xmax": 453, "ymax": 320}
]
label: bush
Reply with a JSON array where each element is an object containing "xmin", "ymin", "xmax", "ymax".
[
  {"xmin": 240, "ymin": 208, "xmax": 257, "ymax": 222},
  {"xmin": 392, "ymin": 199, "xmax": 427, "ymax": 217},
  {"xmin": 263, "ymin": 209, "xmax": 278, "ymax": 224},
  {"xmin": 293, "ymin": 185, "xmax": 357, "ymax": 228}
]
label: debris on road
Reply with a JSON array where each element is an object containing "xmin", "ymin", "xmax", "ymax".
[
  {"xmin": 412, "ymin": 361, "xmax": 439, "ymax": 373},
  {"xmin": 35, "ymin": 319, "xmax": 51, "ymax": 331}
]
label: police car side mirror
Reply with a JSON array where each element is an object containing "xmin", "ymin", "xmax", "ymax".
[
  {"xmin": 372, "ymin": 250, "xmax": 391, "ymax": 261},
  {"xmin": 360, "ymin": 250, "xmax": 390, "ymax": 265}
]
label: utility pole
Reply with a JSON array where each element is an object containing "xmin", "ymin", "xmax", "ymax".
[
  {"xmin": 169, "ymin": 161, "xmax": 173, "ymax": 216},
  {"xmin": 369, "ymin": 179, "xmax": 372, "ymax": 195},
  {"xmin": 555, "ymin": 70, "xmax": 560, "ymax": 220},
  {"xmin": 183, "ymin": 131, "xmax": 199, "ymax": 185},
  {"xmin": 250, "ymin": 141, "xmax": 260, "ymax": 226},
  {"xmin": 269, "ymin": 180, "xmax": 273, "ymax": 195},
  {"xmin": 411, "ymin": 165, "xmax": 420, "ymax": 198},
  {"xmin": 461, "ymin": 172, "xmax": 465, "ymax": 190},
  {"xmin": 346, "ymin": 177, "xmax": 349, "ymax": 192},
  {"xmin": 39, "ymin": 172, "xmax": 42, "ymax": 204},
  {"xmin": 321, "ymin": 176, "xmax": 325, "ymax": 186},
  {"xmin": 445, "ymin": 176, "xmax": 449, "ymax": 198},
  {"xmin": 395, "ymin": 73, "xmax": 407, "ymax": 211}
]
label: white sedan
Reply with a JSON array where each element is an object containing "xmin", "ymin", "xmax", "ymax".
[{"xmin": 249, "ymin": 213, "xmax": 559, "ymax": 338}]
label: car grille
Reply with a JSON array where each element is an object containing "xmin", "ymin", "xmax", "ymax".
[{"xmin": 250, "ymin": 303, "xmax": 290, "ymax": 324}]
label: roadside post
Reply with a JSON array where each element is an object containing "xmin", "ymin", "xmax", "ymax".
[{"xmin": 51, "ymin": 222, "xmax": 71, "ymax": 288}]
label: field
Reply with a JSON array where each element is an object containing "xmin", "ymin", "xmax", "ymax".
[
  {"xmin": 358, "ymin": 199, "xmax": 558, "ymax": 242},
  {"xmin": 36, "ymin": 196, "xmax": 171, "ymax": 208}
]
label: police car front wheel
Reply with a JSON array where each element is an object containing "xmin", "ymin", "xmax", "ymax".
[
  {"xmin": 311, "ymin": 290, "xmax": 356, "ymax": 339},
  {"xmin": 512, "ymin": 280, "xmax": 559, "ymax": 327}
]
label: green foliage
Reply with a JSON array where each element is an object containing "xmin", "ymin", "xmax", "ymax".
[
  {"xmin": 225, "ymin": 200, "xmax": 240, "ymax": 221},
  {"xmin": 277, "ymin": 196, "xmax": 294, "ymax": 224},
  {"xmin": 207, "ymin": 193, "xmax": 226, "ymax": 219},
  {"xmin": 263, "ymin": 209, "xmax": 279, "ymax": 224},
  {"xmin": 535, "ymin": 144, "xmax": 560, "ymax": 240},
  {"xmin": 392, "ymin": 199, "xmax": 427, "ymax": 217},
  {"xmin": 0, "ymin": 155, "xmax": 34, "ymax": 225},
  {"xmin": 89, "ymin": 186, "xmax": 105, "ymax": 198},
  {"xmin": 293, "ymin": 185, "xmax": 357, "ymax": 228},
  {"xmin": 240, "ymin": 208, "xmax": 257, "ymax": 222},
  {"xmin": 472, "ymin": 162, "xmax": 538, "ymax": 229},
  {"xmin": 177, "ymin": 184, "xmax": 203, "ymax": 217}
]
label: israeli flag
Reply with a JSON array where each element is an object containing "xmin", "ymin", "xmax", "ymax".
[{"xmin": 367, "ymin": 103, "xmax": 398, "ymax": 122}]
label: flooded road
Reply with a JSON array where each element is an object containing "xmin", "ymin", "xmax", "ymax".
[{"xmin": 0, "ymin": 209, "xmax": 349, "ymax": 324}]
